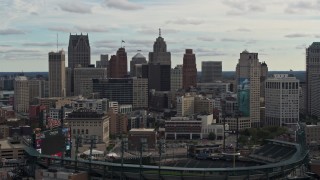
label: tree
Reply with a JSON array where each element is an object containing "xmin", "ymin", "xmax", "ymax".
[{"xmin": 208, "ymin": 132, "xmax": 216, "ymax": 140}]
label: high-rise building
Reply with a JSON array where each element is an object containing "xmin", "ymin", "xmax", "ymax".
[
  {"xmin": 130, "ymin": 52, "xmax": 147, "ymax": 77},
  {"xmin": 260, "ymin": 61, "xmax": 268, "ymax": 99},
  {"xmin": 171, "ymin": 65, "xmax": 183, "ymax": 92},
  {"xmin": 108, "ymin": 48, "xmax": 128, "ymax": 78},
  {"xmin": 235, "ymin": 50, "xmax": 261, "ymax": 127},
  {"xmin": 68, "ymin": 33, "xmax": 90, "ymax": 69},
  {"xmin": 306, "ymin": 42, "xmax": 320, "ymax": 117},
  {"xmin": 67, "ymin": 34, "xmax": 90, "ymax": 96},
  {"xmin": 133, "ymin": 78, "xmax": 148, "ymax": 109},
  {"xmin": 201, "ymin": 61, "xmax": 222, "ymax": 83},
  {"xmin": 183, "ymin": 49, "xmax": 197, "ymax": 89},
  {"xmin": 48, "ymin": 50, "xmax": 66, "ymax": 97},
  {"xmin": 92, "ymin": 78, "xmax": 148, "ymax": 108},
  {"xmin": 14, "ymin": 76, "xmax": 29, "ymax": 113},
  {"xmin": 96, "ymin": 54, "xmax": 108, "ymax": 68},
  {"xmin": 149, "ymin": 29, "xmax": 171, "ymax": 65},
  {"xmin": 73, "ymin": 67, "xmax": 107, "ymax": 97},
  {"xmin": 29, "ymin": 79, "xmax": 46, "ymax": 103},
  {"xmin": 142, "ymin": 64, "xmax": 171, "ymax": 91},
  {"xmin": 265, "ymin": 74, "xmax": 299, "ymax": 126},
  {"xmin": 176, "ymin": 94, "xmax": 195, "ymax": 117}
]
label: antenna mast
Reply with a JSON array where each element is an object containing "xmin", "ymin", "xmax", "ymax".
[{"xmin": 57, "ymin": 33, "xmax": 58, "ymax": 52}]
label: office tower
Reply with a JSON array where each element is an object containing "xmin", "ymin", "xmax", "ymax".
[
  {"xmin": 29, "ymin": 79, "xmax": 46, "ymax": 103},
  {"xmin": 235, "ymin": 50, "xmax": 261, "ymax": 127},
  {"xmin": 93, "ymin": 78, "xmax": 148, "ymax": 107},
  {"xmin": 183, "ymin": 49, "xmax": 197, "ymax": 89},
  {"xmin": 171, "ymin": 65, "xmax": 183, "ymax": 92},
  {"xmin": 130, "ymin": 51, "xmax": 147, "ymax": 77},
  {"xmin": 306, "ymin": 42, "xmax": 320, "ymax": 117},
  {"xmin": 260, "ymin": 61, "xmax": 268, "ymax": 99},
  {"xmin": 65, "ymin": 68, "xmax": 73, "ymax": 97},
  {"xmin": 67, "ymin": 34, "xmax": 90, "ymax": 96},
  {"xmin": 149, "ymin": 29, "xmax": 171, "ymax": 65},
  {"xmin": 68, "ymin": 33, "xmax": 90, "ymax": 69},
  {"xmin": 48, "ymin": 50, "xmax": 66, "ymax": 97},
  {"xmin": 73, "ymin": 67, "xmax": 107, "ymax": 97},
  {"xmin": 201, "ymin": 61, "xmax": 222, "ymax": 83},
  {"xmin": 108, "ymin": 48, "xmax": 128, "ymax": 78},
  {"xmin": 133, "ymin": 78, "xmax": 148, "ymax": 109},
  {"xmin": 96, "ymin": 54, "xmax": 108, "ymax": 68},
  {"xmin": 299, "ymin": 82, "xmax": 307, "ymax": 115},
  {"xmin": 142, "ymin": 64, "xmax": 170, "ymax": 91},
  {"xmin": 265, "ymin": 74, "xmax": 299, "ymax": 126},
  {"xmin": 14, "ymin": 76, "xmax": 29, "ymax": 113},
  {"xmin": 176, "ymin": 94, "xmax": 195, "ymax": 117}
]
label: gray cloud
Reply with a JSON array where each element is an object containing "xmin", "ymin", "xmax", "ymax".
[
  {"xmin": 74, "ymin": 26, "xmax": 109, "ymax": 33},
  {"xmin": 48, "ymin": 27, "xmax": 72, "ymax": 32},
  {"xmin": 166, "ymin": 18, "xmax": 204, "ymax": 25},
  {"xmin": 127, "ymin": 40, "xmax": 153, "ymax": 46},
  {"xmin": 0, "ymin": 49, "xmax": 40, "ymax": 53},
  {"xmin": 58, "ymin": 2, "xmax": 92, "ymax": 14},
  {"xmin": 105, "ymin": 0, "xmax": 143, "ymax": 10},
  {"xmin": 285, "ymin": 1, "xmax": 319, "ymax": 14},
  {"xmin": 0, "ymin": 28, "xmax": 25, "ymax": 35},
  {"xmin": 235, "ymin": 28, "xmax": 251, "ymax": 32},
  {"xmin": 284, "ymin": 33, "xmax": 310, "ymax": 38},
  {"xmin": 137, "ymin": 28, "xmax": 179, "ymax": 35},
  {"xmin": 221, "ymin": 38, "xmax": 245, "ymax": 42},
  {"xmin": 197, "ymin": 37, "xmax": 215, "ymax": 42},
  {"xmin": 223, "ymin": 0, "xmax": 266, "ymax": 15},
  {"xmin": 0, "ymin": 45, "xmax": 11, "ymax": 47},
  {"xmin": 22, "ymin": 42, "xmax": 66, "ymax": 47}
]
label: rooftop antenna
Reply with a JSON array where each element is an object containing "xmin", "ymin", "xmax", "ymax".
[
  {"xmin": 121, "ymin": 40, "xmax": 125, "ymax": 48},
  {"xmin": 159, "ymin": 28, "xmax": 161, "ymax": 37},
  {"xmin": 56, "ymin": 33, "xmax": 58, "ymax": 52}
]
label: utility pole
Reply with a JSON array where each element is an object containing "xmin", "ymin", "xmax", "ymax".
[
  {"xmin": 89, "ymin": 136, "xmax": 96, "ymax": 174},
  {"xmin": 158, "ymin": 140, "xmax": 163, "ymax": 180},
  {"xmin": 139, "ymin": 142, "xmax": 144, "ymax": 180},
  {"xmin": 74, "ymin": 135, "xmax": 82, "ymax": 173},
  {"xmin": 120, "ymin": 137, "xmax": 128, "ymax": 180}
]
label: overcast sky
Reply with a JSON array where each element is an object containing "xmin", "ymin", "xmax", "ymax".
[{"xmin": 0, "ymin": 0, "xmax": 318, "ymax": 72}]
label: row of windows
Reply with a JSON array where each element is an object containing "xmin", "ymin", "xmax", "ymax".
[{"xmin": 266, "ymin": 82, "xmax": 299, "ymax": 89}]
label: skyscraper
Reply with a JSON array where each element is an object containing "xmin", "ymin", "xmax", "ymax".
[
  {"xmin": 68, "ymin": 33, "xmax": 90, "ymax": 69},
  {"xmin": 201, "ymin": 61, "xmax": 222, "ymax": 83},
  {"xmin": 108, "ymin": 48, "xmax": 128, "ymax": 78},
  {"xmin": 265, "ymin": 74, "xmax": 299, "ymax": 126},
  {"xmin": 149, "ymin": 29, "xmax": 171, "ymax": 65},
  {"xmin": 260, "ymin": 61, "xmax": 268, "ymax": 100},
  {"xmin": 183, "ymin": 49, "xmax": 197, "ymax": 89},
  {"xmin": 171, "ymin": 65, "xmax": 183, "ymax": 92},
  {"xmin": 49, "ymin": 50, "xmax": 66, "ymax": 97},
  {"xmin": 306, "ymin": 42, "xmax": 320, "ymax": 117},
  {"xmin": 14, "ymin": 76, "xmax": 29, "ymax": 113},
  {"xmin": 74, "ymin": 67, "xmax": 107, "ymax": 97},
  {"xmin": 236, "ymin": 50, "xmax": 261, "ymax": 127},
  {"xmin": 67, "ymin": 33, "xmax": 90, "ymax": 96},
  {"xmin": 130, "ymin": 51, "xmax": 147, "ymax": 77},
  {"xmin": 142, "ymin": 64, "xmax": 171, "ymax": 91},
  {"xmin": 96, "ymin": 54, "xmax": 108, "ymax": 68}
]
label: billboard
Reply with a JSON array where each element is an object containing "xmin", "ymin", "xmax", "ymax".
[
  {"xmin": 238, "ymin": 78, "xmax": 250, "ymax": 116},
  {"xmin": 34, "ymin": 127, "xmax": 71, "ymax": 157}
]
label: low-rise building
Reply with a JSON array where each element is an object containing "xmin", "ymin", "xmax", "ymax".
[
  {"xmin": 0, "ymin": 139, "xmax": 25, "ymax": 159},
  {"xmin": 65, "ymin": 109, "xmax": 109, "ymax": 144},
  {"xmin": 128, "ymin": 128, "xmax": 156, "ymax": 151},
  {"xmin": 165, "ymin": 117, "xmax": 202, "ymax": 140},
  {"xmin": 305, "ymin": 124, "xmax": 320, "ymax": 146}
]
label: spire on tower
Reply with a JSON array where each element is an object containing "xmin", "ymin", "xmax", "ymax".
[{"xmin": 159, "ymin": 28, "xmax": 161, "ymax": 37}]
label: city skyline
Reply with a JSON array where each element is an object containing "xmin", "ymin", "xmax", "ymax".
[{"xmin": 0, "ymin": 0, "xmax": 319, "ymax": 72}]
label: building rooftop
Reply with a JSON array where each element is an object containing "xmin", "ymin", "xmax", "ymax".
[
  {"xmin": 0, "ymin": 139, "xmax": 25, "ymax": 149},
  {"xmin": 129, "ymin": 128, "xmax": 155, "ymax": 132}
]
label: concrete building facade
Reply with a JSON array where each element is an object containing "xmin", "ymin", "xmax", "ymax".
[
  {"xmin": 14, "ymin": 76, "xmax": 29, "ymax": 113},
  {"xmin": 176, "ymin": 94, "xmax": 195, "ymax": 117},
  {"xmin": 73, "ymin": 67, "xmax": 107, "ymax": 97},
  {"xmin": 265, "ymin": 74, "xmax": 299, "ymax": 126},
  {"xmin": 170, "ymin": 65, "xmax": 183, "ymax": 92},
  {"xmin": 108, "ymin": 48, "xmax": 128, "ymax": 78},
  {"xmin": 235, "ymin": 50, "xmax": 261, "ymax": 127},
  {"xmin": 49, "ymin": 50, "xmax": 66, "ymax": 97}
]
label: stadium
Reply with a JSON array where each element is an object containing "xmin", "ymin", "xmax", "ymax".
[{"xmin": 22, "ymin": 124, "xmax": 310, "ymax": 180}]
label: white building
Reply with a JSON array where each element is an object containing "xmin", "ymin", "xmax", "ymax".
[
  {"xmin": 14, "ymin": 76, "xmax": 29, "ymax": 113},
  {"xmin": 119, "ymin": 104, "xmax": 132, "ymax": 114},
  {"xmin": 176, "ymin": 94, "xmax": 194, "ymax": 117},
  {"xmin": 265, "ymin": 74, "xmax": 299, "ymax": 126}
]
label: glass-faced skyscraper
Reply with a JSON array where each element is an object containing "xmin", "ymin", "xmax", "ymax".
[{"xmin": 236, "ymin": 50, "xmax": 261, "ymax": 127}]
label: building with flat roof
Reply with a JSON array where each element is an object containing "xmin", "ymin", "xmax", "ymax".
[
  {"xmin": 183, "ymin": 49, "xmax": 197, "ymax": 89},
  {"xmin": 65, "ymin": 109, "xmax": 109, "ymax": 144},
  {"xmin": 14, "ymin": 76, "xmax": 29, "ymax": 113},
  {"xmin": 128, "ymin": 128, "xmax": 156, "ymax": 151},
  {"xmin": 0, "ymin": 139, "xmax": 25, "ymax": 160},
  {"xmin": 201, "ymin": 61, "xmax": 222, "ymax": 83},
  {"xmin": 49, "ymin": 50, "xmax": 66, "ymax": 98}
]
